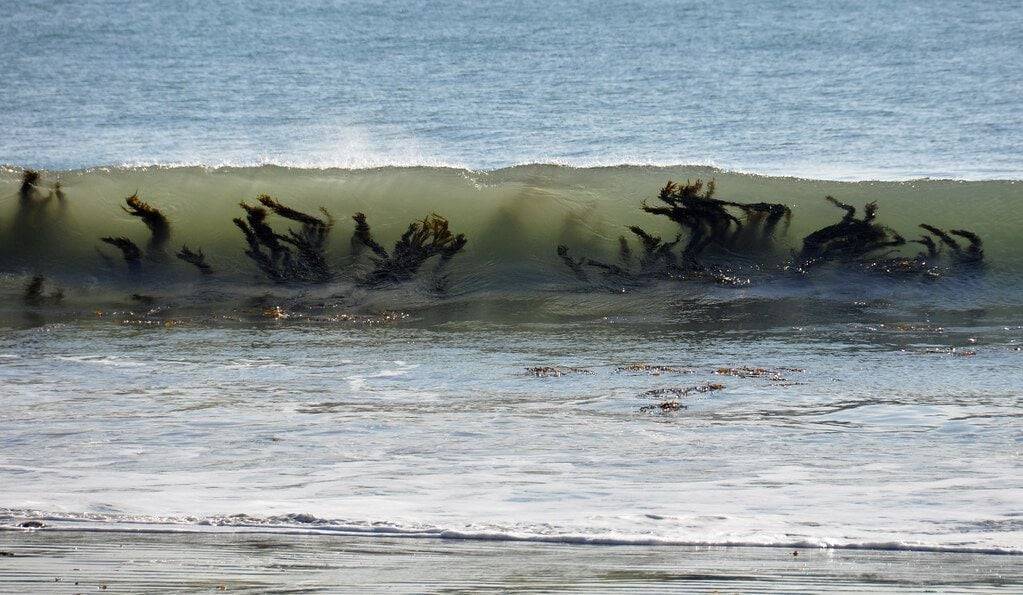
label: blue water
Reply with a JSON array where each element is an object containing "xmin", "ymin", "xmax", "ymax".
[
  {"xmin": 2, "ymin": 0, "xmax": 1023, "ymax": 562},
  {"xmin": 3, "ymin": 0, "xmax": 1022, "ymax": 178}
]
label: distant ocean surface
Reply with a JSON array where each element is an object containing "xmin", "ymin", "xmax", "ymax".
[{"xmin": 2, "ymin": 0, "xmax": 1021, "ymax": 179}]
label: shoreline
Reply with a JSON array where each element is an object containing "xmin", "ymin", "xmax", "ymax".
[
  {"xmin": 2, "ymin": 522, "xmax": 1019, "ymax": 557},
  {"xmin": 2, "ymin": 528, "xmax": 1019, "ymax": 592}
]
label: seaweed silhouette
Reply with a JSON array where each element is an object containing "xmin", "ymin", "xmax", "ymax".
[
  {"xmin": 100, "ymin": 236, "xmax": 143, "ymax": 270},
  {"xmin": 234, "ymin": 195, "xmax": 334, "ymax": 283},
  {"xmin": 122, "ymin": 194, "xmax": 170, "ymax": 250},
  {"xmin": 351, "ymin": 213, "xmax": 468, "ymax": 287},
  {"xmin": 176, "ymin": 245, "xmax": 213, "ymax": 275},
  {"xmin": 23, "ymin": 275, "xmax": 63, "ymax": 305},
  {"xmin": 560, "ymin": 179, "xmax": 787, "ymax": 285},
  {"xmin": 798, "ymin": 197, "xmax": 905, "ymax": 265}
]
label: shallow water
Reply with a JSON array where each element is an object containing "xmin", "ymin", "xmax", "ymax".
[
  {"xmin": 2, "ymin": 0, "xmax": 1022, "ymax": 573},
  {"xmin": 2, "ymin": 530, "xmax": 1020, "ymax": 593},
  {"xmin": 2, "ymin": 307, "xmax": 1020, "ymax": 553}
]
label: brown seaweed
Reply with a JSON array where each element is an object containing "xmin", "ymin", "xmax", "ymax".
[
  {"xmin": 642, "ymin": 180, "xmax": 790, "ymax": 263},
  {"xmin": 351, "ymin": 213, "xmax": 468, "ymax": 287},
  {"xmin": 526, "ymin": 366, "xmax": 591, "ymax": 378},
  {"xmin": 234, "ymin": 195, "xmax": 334, "ymax": 283},
  {"xmin": 919, "ymin": 224, "xmax": 984, "ymax": 264},
  {"xmin": 799, "ymin": 197, "xmax": 905, "ymax": 266},
  {"xmin": 23, "ymin": 276, "xmax": 63, "ymax": 305},
  {"xmin": 639, "ymin": 383, "xmax": 726, "ymax": 413},
  {"xmin": 176, "ymin": 245, "xmax": 213, "ymax": 275},
  {"xmin": 122, "ymin": 194, "xmax": 170, "ymax": 249},
  {"xmin": 100, "ymin": 236, "xmax": 142, "ymax": 268},
  {"xmin": 19, "ymin": 169, "xmax": 41, "ymax": 204},
  {"xmin": 559, "ymin": 179, "xmax": 788, "ymax": 285}
]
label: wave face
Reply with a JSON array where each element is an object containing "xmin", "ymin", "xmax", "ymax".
[{"xmin": 2, "ymin": 164, "xmax": 1021, "ymax": 318}]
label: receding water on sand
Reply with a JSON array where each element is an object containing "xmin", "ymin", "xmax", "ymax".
[{"xmin": 1, "ymin": 529, "xmax": 1020, "ymax": 593}]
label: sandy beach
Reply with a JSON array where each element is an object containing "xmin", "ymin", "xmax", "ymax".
[{"xmin": 1, "ymin": 528, "xmax": 1020, "ymax": 593}]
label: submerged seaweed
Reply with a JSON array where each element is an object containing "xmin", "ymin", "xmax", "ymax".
[
  {"xmin": 559, "ymin": 181, "xmax": 986, "ymax": 287},
  {"xmin": 560, "ymin": 179, "xmax": 787, "ymax": 286},
  {"xmin": 351, "ymin": 213, "xmax": 468, "ymax": 287},
  {"xmin": 234, "ymin": 195, "xmax": 334, "ymax": 283},
  {"xmin": 795, "ymin": 199, "xmax": 985, "ymax": 278},
  {"xmin": 100, "ymin": 236, "xmax": 142, "ymax": 268},
  {"xmin": 22, "ymin": 275, "xmax": 63, "ymax": 305},
  {"xmin": 798, "ymin": 197, "xmax": 905, "ymax": 266},
  {"xmin": 919, "ymin": 224, "xmax": 984, "ymax": 264},
  {"xmin": 176, "ymin": 245, "xmax": 213, "ymax": 275},
  {"xmin": 19, "ymin": 170, "xmax": 40, "ymax": 204},
  {"xmin": 122, "ymin": 194, "xmax": 170, "ymax": 249}
]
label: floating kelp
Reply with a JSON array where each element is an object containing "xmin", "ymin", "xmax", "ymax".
[
  {"xmin": 351, "ymin": 213, "xmax": 467, "ymax": 287},
  {"xmin": 526, "ymin": 366, "xmax": 591, "ymax": 378},
  {"xmin": 639, "ymin": 382, "xmax": 726, "ymax": 413},
  {"xmin": 714, "ymin": 366, "xmax": 802, "ymax": 381},
  {"xmin": 617, "ymin": 364, "xmax": 695, "ymax": 375},
  {"xmin": 641, "ymin": 383, "xmax": 725, "ymax": 399},
  {"xmin": 234, "ymin": 195, "xmax": 334, "ymax": 283},
  {"xmin": 176, "ymin": 245, "xmax": 212, "ymax": 275}
]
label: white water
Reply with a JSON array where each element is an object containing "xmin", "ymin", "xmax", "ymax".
[{"xmin": 2, "ymin": 317, "xmax": 1020, "ymax": 554}]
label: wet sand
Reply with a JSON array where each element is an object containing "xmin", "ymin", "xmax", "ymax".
[{"xmin": 1, "ymin": 528, "xmax": 1018, "ymax": 593}]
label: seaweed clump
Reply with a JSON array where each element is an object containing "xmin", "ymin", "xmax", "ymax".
[
  {"xmin": 798, "ymin": 197, "xmax": 905, "ymax": 267},
  {"xmin": 23, "ymin": 276, "xmax": 63, "ymax": 305},
  {"xmin": 122, "ymin": 194, "xmax": 170, "ymax": 249},
  {"xmin": 558, "ymin": 227, "xmax": 683, "ymax": 284},
  {"xmin": 639, "ymin": 382, "xmax": 726, "ymax": 413},
  {"xmin": 864, "ymin": 224, "xmax": 985, "ymax": 278},
  {"xmin": 918, "ymin": 224, "xmax": 984, "ymax": 264},
  {"xmin": 642, "ymin": 180, "xmax": 791, "ymax": 263},
  {"xmin": 559, "ymin": 179, "xmax": 789, "ymax": 285},
  {"xmin": 100, "ymin": 236, "xmax": 142, "ymax": 269},
  {"xmin": 351, "ymin": 212, "xmax": 467, "ymax": 287},
  {"xmin": 97, "ymin": 194, "xmax": 172, "ymax": 270},
  {"xmin": 796, "ymin": 198, "xmax": 985, "ymax": 278},
  {"xmin": 19, "ymin": 170, "xmax": 41, "ymax": 204},
  {"xmin": 233, "ymin": 195, "xmax": 334, "ymax": 283},
  {"xmin": 176, "ymin": 245, "xmax": 213, "ymax": 275}
]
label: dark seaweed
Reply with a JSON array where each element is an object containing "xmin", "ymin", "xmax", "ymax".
[
  {"xmin": 23, "ymin": 275, "xmax": 63, "ymax": 305},
  {"xmin": 919, "ymin": 224, "xmax": 984, "ymax": 264},
  {"xmin": 176, "ymin": 245, "xmax": 213, "ymax": 275},
  {"xmin": 351, "ymin": 213, "xmax": 467, "ymax": 287},
  {"xmin": 799, "ymin": 197, "xmax": 905, "ymax": 265},
  {"xmin": 122, "ymin": 194, "xmax": 170, "ymax": 249},
  {"xmin": 559, "ymin": 179, "xmax": 785, "ymax": 285},
  {"xmin": 234, "ymin": 195, "xmax": 334, "ymax": 283},
  {"xmin": 19, "ymin": 170, "xmax": 40, "ymax": 204},
  {"xmin": 100, "ymin": 236, "xmax": 142, "ymax": 268}
]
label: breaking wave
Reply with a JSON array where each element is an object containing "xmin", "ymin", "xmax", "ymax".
[{"xmin": 2, "ymin": 164, "xmax": 1021, "ymax": 318}]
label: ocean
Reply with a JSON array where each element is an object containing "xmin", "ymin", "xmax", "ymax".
[{"xmin": 1, "ymin": 0, "xmax": 1021, "ymax": 590}]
